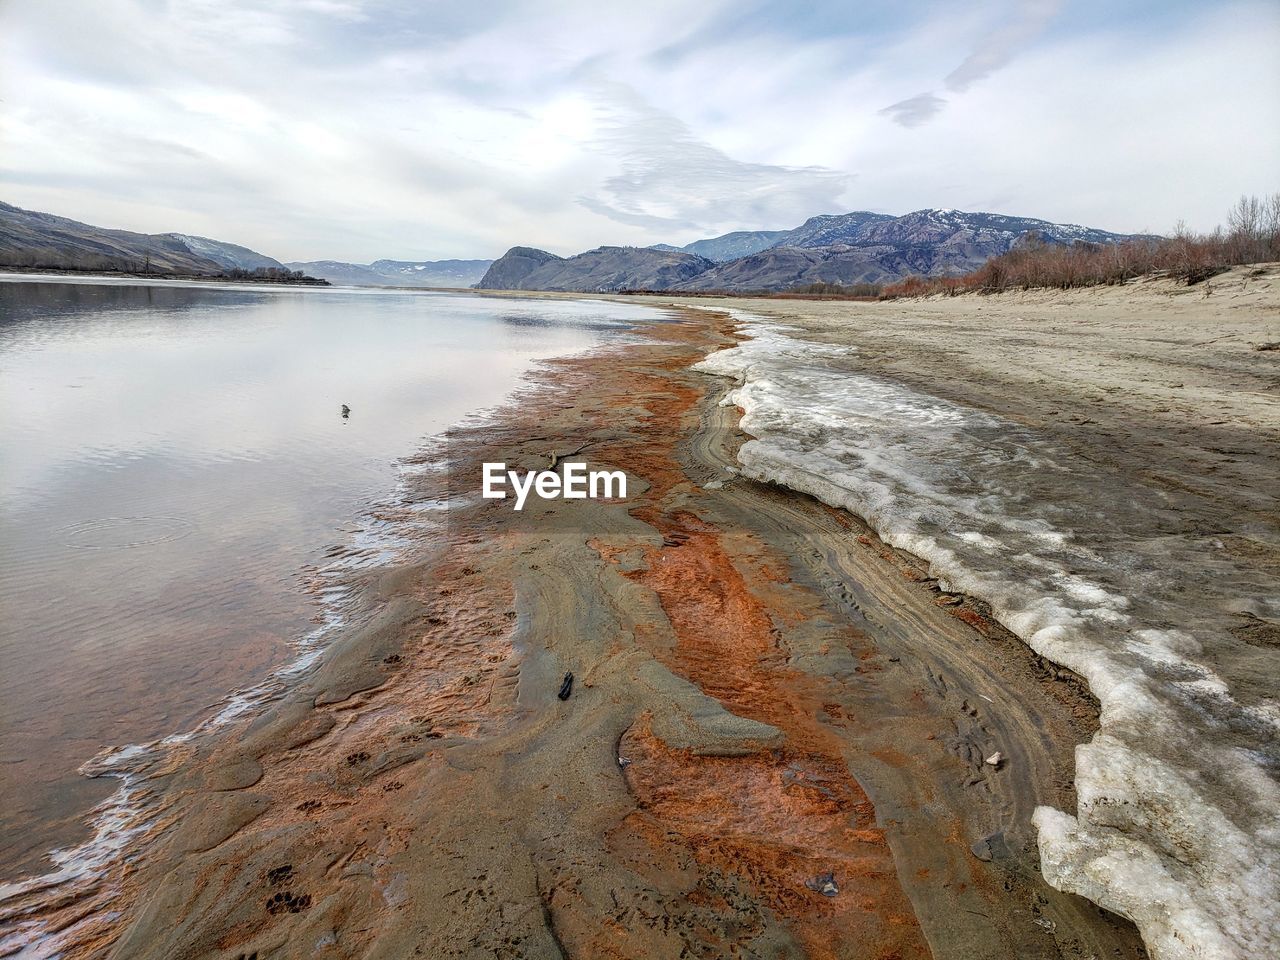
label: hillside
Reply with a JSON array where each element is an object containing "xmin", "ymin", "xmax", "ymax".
[
  {"xmin": 0, "ymin": 201, "xmax": 313, "ymax": 279},
  {"xmin": 671, "ymin": 246, "xmax": 835, "ymax": 290},
  {"xmin": 167, "ymin": 234, "xmax": 284, "ymax": 271},
  {"xmin": 476, "ymin": 246, "xmax": 712, "ymax": 291},
  {"xmin": 766, "ymin": 211, "xmax": 896, "ymax": 248},
  {"xmin": 680, "ymin": 229, "xmax": 791, "ymax": 261},
  {"xmin": 0, "ymin": 201, "xmax": 229, "ymax": 274}
]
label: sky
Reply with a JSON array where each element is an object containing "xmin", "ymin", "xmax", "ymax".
[{"xmin": 1, "ymin": 0, "xmax": 1277, "ymax": 262}]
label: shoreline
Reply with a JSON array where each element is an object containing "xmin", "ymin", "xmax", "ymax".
[
  {"xmin": 0, "ymin": 285, "xmax": 662, "ymax": 897},
  {"xmin": 3, "ymin": 303, "xmax": 1152, "ymax": 958},
  {"xmin": 0, "ymin": 267, "xmax": 329, "ymax": 286}
]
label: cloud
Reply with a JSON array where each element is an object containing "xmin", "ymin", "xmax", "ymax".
[
  {"xmin": 578, "ymin": 83, "xmax": 850, "ymax": 235},
  {"xmin": 881, "ymin": 0, "xmax": 1062, "ymax": 127},
  {"xmin": 0, "ymin": 0, "xmax": 1275, "ymax": 256},
  {"xmin": 944, "ymin": 0, "xmax": 1062, "ymax": 92},
  {"xmin": 879, "ymin": 93, "xmax": 947, "ymax": 128}
]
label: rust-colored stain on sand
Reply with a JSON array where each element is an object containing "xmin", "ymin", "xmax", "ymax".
[
  {"xmin": 589, "ymin": 329, "xmax": 928, "ymax": 959},
  {"xmin": 611, "ymin": 522, "xmax": 929, "ymax": 959}
]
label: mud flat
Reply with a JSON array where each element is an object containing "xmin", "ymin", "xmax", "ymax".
[{"xmin": 6, "ymin": 285, "xmax": 1223, "ymax": 958}]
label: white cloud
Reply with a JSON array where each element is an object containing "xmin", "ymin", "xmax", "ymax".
[
  {"xmin": 850, "ymin": 4, "xmax": 1280, "ymax": 234},
  {"xmin": 0, "ymin": 0, "xmax": 1276, "ymax": 258},
  {"xmin": 944, "ymin": 0, "xmax": 1062, "ymax": 92},
  {"xmin": 881, "ymin": 0, "xmax": 1063, "ymax": 128},
  {"xmin": 880, "ymin": 93, "xmax": 948, "ymax": 128},
  {"xmin": 578, "ymin": 81, "xmax": 850, "ymax": 234}
]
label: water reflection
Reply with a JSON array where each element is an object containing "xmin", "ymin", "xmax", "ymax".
[{"xmin": 0, "ymin": 277, "xmax": 662, "ymax": 878}]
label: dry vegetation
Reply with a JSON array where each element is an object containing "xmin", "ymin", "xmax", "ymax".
[
  {"xmin": 882, "ymin": 194, "xmax": 1280, "ymax": 298},
  {"xmin": 788, "ymin": 281, "xmax": 883, "ymax": 297}
]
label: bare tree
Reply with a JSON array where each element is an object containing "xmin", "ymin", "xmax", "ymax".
[{"xmin": 1227, "ymin": 195, "xmax": 1263, "ymax": 238}]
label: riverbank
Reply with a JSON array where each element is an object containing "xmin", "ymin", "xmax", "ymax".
[
  {"xmin": 3, "ymin": 296, "xmax": 1163, "ymax": 959},
  {"xmin": 0, "ymin": 266, "xmax": 329, "ymax": 285}
]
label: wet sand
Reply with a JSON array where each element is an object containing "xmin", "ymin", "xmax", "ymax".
[
  {"xmin": 1, "ymin": 294, "xmax": 1168, "ymax": 959},
  {"xmin": 643, "ymin": 266, "xmax": 1280, "ymax": 959}
]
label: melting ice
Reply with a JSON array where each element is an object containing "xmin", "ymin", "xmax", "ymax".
[{"xmin": 696, "ymin": 313, "xmax": 1280, "ymax": 960}]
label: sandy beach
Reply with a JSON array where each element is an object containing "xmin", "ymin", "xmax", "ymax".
[{"xmin": 7, "ymin": 266, "xmax": 1278, "ymax": 959}]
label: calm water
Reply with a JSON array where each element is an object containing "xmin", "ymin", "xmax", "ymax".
[{"xmin": 0, "ymin": 276, "xmax": 663, "ymax": 879}]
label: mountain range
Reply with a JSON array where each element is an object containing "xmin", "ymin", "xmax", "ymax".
[
  {"xmin": 1, "ymin": 199, "xmax": 1150, "ymax": 294},
  {"xmin": 0, "ymin": 201, "xmax": 488, "ymax": 287},
  {"xmin": 283, "ymin": 258, "xmax": 493, "ymax": 288},
  {"xmin": 477, "ymin": 209, "xmax": 1149, "ymax": 292}
]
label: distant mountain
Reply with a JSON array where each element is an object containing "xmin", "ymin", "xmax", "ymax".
[
  {"xmin": 286, "ymin": 257, "xmax": 493, "ymax": 288},
  {"xmin": 680, "ymin": 229, "xmax": 792, "ymax": 262},
  {"xmin": 476, "ymin": 246, "xmax": 713, "ymax": 292},
  {"xmin": 660, "ymin": 217, "xmax": 891, "ymax": 262},
  {"xmin": 281, "ymin": 260, "xmax": 386, "ymax": 285},
  {"xmin": 767, "ymin": 211, "xmax": 896, "ymax": 248},
  {"xmin": 368, "ymin": 258, "xmax": 493, "ymax": 288},
  {"xmin": 492, "ymin": 208, "xmax": 1152, "ymax": 293},
  {"xmin": 801, "ymin": 208, "xmax": 1136, "ymax": 249}
]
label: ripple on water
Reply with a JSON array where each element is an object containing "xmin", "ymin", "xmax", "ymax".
[{"xmin": 58, "ymin": 517, "xmax": 195, "ymax": 550}]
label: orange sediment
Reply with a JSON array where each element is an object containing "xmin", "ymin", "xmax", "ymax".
[
  {"xmin": 607, "ymin": 522, "xmax": 929, "ymax": 959},
  {"xmin": 585, "ymin": 327, "xmax": 929, "ymax": 958}
]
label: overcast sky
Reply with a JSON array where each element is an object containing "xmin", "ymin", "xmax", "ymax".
[{"xmin": 1, "ymin": 0, "xmax": 1277, "ymax": 262}]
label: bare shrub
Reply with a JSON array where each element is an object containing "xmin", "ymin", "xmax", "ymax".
[{"xmin": 787, "ymin": 281, "xmax": 883, "ymax": 297}]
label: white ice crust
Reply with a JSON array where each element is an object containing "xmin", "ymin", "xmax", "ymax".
[{"xmin": 695, "ymin": 313, "xmax": 1280, "ymax": 960}]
